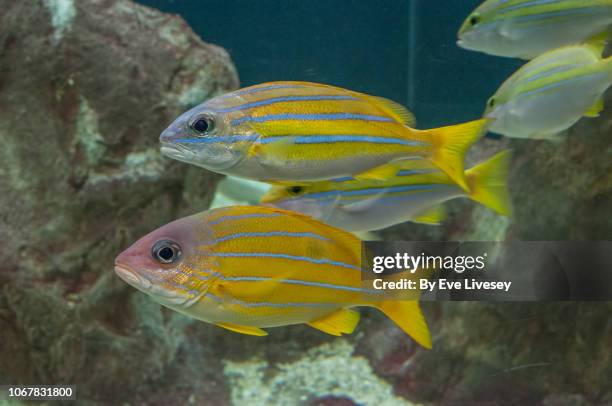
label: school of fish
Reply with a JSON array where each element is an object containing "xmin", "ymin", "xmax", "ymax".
[{"xmin": 114, "ymin": 0, "xmax": 612, "ymax": 348}]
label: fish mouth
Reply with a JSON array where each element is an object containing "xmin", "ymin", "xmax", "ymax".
[
  {"xmin": 160, "ymin": 142, "xmax": 195, "ymax": 162},
  {"xmin": 114, "ymin": 263, "xmax": 151, "ymax": 290}
]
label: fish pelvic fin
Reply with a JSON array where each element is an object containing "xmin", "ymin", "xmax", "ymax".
[
  {"xmin": 216, "ymin": 322, "xmax": 268, "ymax": 336},
  {"xmin": 307, "ymin": 308, "xmax": 361, "ymax": 336},
  {"xmin": 466, "ymin": 150, "xmax": 512, "ymax": 216},
  {"xmin": 585, "ymin": 29, "xmax": 610, "ymax": 57},
  {"xmin": 418, "ymin": 119, "xmax": 488, "ymax": 192},
  {"xmin": 584, "ymin": 97, "xmax": 605, "ymax": 118},
  {"xmin": 353, "ymin": 163, "xmax": 400, "ymax": 181},
  {"xmin": 376, "ymin": 301, "xmax": 432, "ymax": 349},
  {"xmin": 412, "ymin": 204, "xmax": 447, "ymax": 225}
]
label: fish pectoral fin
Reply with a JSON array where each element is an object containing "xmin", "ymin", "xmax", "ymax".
[
  {"xmin": 255, "ymin": 137, "xmax": 296, "ymax": 167},
  {"xmin": 215, "ymin": 322, "xmax": 268, "ymax": 336},
  {"xmin": 353, "ymin": 164, "xmax": 399, "ymax": 181},
  {"xmin": 584, "ymin": 97, "xmax": 605, "ymax": 118},
  {"xmin": 341, "ymin": 195, "xmax": 385, "ymax": 213},
  {"xmin": 412, "ymin": 205, "xmax": 447, "ymax": 225},
  {"xmin": 307, "ymin": 308, "xmax": 360, "ymax": 336}
]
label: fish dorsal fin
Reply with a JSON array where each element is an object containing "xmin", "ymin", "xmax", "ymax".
[
  {"xmin": 367, "ymin": 95, "xmax": 417, "ymax": 127},
  {"xmin": 216, "ymin": 322, "xmax": 268, "ymax": 336},
  {"xmin": 412, "ymin": 205, "xmax": 447, "ymax": 225},
  {"xmin": 585, "ymin": 97, "xmax": 605, "ymax": 118},
  {"xmin": 307, "ymin": 309, "xmax": 361, "ymax": 336}
]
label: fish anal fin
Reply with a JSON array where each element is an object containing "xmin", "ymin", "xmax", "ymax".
[
  {"xmin": 216, "ymin": 322, "xmax": 268, "ymax": 336},
  {"xmin": 354, "ymin": 164, "xmax": 399, "ymax": 181},
  {"xmin": 307, "ymin": 308, "xmax": 360, "ymax": 336},
  {"xmin": 368, "ymin": 96, "xmax": 417, "ymax": 127},
  {"xmin": 377, "ymin": 301, "xmax": 432, "ymax": 349},
  {"xmin": 585, "ymin": 97, "xmax": 605, "ymax": 118},
  {"xmin": 412, "ymin": 205, "xmax": 447, "ymax": 225}
]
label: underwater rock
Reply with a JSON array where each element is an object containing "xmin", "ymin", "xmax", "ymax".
[{"xmin": 0, "ymin": 0, "xmax": 236, "ymax": 403}]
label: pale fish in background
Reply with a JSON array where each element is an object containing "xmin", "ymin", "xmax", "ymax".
[
  {"xmin": 458, "ymin": 0, "xmax": 612, "ymax": 59},
  {"xmin": 261, "ymin": 151, "xmax": 511, "ymax": 232},
  {"xmin": 114, "ymin": 205, "xmax": 432, "ymax": 348},
  {"xmin": 208, "ymin": 177, "xmax": 380, "ymax": 241},
  {"xmin": 484, "ymin": 44, "xmax": 612, "ymax": 139},
  {"xmin": 160, "ymin": 81, "xmax": 488, "ymax": 191},
  {"xmin": 210, "ymin": 176, "xmax": 271, "ymax": 209}
]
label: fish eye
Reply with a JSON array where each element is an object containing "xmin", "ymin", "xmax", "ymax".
[
  {"xmin": 469, "ymin": 14, "xmax": 481, "ymax": 26},
  {"xmin": 189, "ymin": 114, "xmax": 215, "ymax": 135},
  {"xmin": 152, "ymin": 240, "xmax": 182, "ymax": 264},
  {"xmin": 288, "ymin": 186, "xmax": 304, "ymax": 195}
]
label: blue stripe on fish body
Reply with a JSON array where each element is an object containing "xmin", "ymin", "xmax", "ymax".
[
  {"xmin": 231, "ymin": 113, "xmax": 396, "ymax": 126},
  {"xmin": 172, "ymin": 134, "xmax": 427, "ymax": 147},
  {"xmin": 512, "ymin": 7, "xmax": 603, "ymax": 23},
  {"xmin": 212, "ymin": 231, "xmax": 330, "ymax": 244},
  {"xmin": 519, "ymin": 72, "xmax": 603, "ymax": 98},
  {"xmin": 212, "ymin": 252, "xmax": 362, "ymax": 271},
  {"xmin": 498, "ymin": 0, "xmax": 565, "ymax": 14},
  {"xmin": 396, "ymin": 169, "xmax": 440, "ymax": 177},
  {"xmin": 172, "ymin": 135, "xmax": 259, "ymax": 144},
  {"xmin": 204, "ymin": 292, "xmax": 334, "ymax": 308},
  {"xmin": 303, "ymin": 184, "xmax": 449, "ymax": 200},
  {"xmin": 521, "ymin": 64, "xmax": 582, "ymax": 84},
  {"xmin": 208, "ymin": 213, "xmax": 281, "ymax": 226},
  {"xmin": 330, "ymin": 176, "xmax": 355, "ymax": 182},
  {"xmin": 220, "ymin": 276, "xmax": 382, "ymax": 295},
  {"xmin": 217, "ymin": 95, "xmax": 360, "ymax": 113},
  {"xmin": 259, "ymin": 135, "xmax": 428, "ymax": 147}
]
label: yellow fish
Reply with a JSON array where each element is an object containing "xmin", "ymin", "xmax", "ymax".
[
  {"xmin": 114, "ymin": 205, "xmax": 431, "ymax": 348},
  {"xmin": 262, "ymin": 151, "xmax": 512, "ymax": 232},
  {"xmin": 160, "ymin": 81, "xmax": 488, "ymax": 191}
]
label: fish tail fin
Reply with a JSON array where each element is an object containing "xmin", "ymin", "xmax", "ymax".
[
  {"xmin": 416, "ymin": 119, "xmax": 488, "ymax": 191},
  {"xmin": 376, "ymin": 300, "xmax": 432, "ymax": 349},
  {"xmin": 465, "ymin": 150, "xmax": 512, "ymax": 216}
]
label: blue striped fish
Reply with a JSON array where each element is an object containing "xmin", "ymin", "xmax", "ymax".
[
  {"xmin": 458, "ymin": 0, "xmax": 612, "ymax": 59},
  {"xmin": 262, "ymin": 151, "xmax": 511, "ymax": 232},
  {"xmin": 485, "ymin": 44, "xmax": 612, "ymax": 138},
  {"xmin": 160, "ymin": 81, "xmax": 487, "ymax": 191},
  {"xmin": 114, "ymin": 205, "xmax": 432, "ymax": 347}
]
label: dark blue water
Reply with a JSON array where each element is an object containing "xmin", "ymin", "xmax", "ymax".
[{"xmin": 137, "ymin": 0, "xmax": 521, "ymax": 128}]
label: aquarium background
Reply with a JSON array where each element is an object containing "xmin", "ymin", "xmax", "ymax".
[
  {"xmin": 138, "ymin": 0, "xmax": 521, "ymax": 128},
  {"xmin": 1, "ymin": 0, "xmax": 611, "ymax": 405}
]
